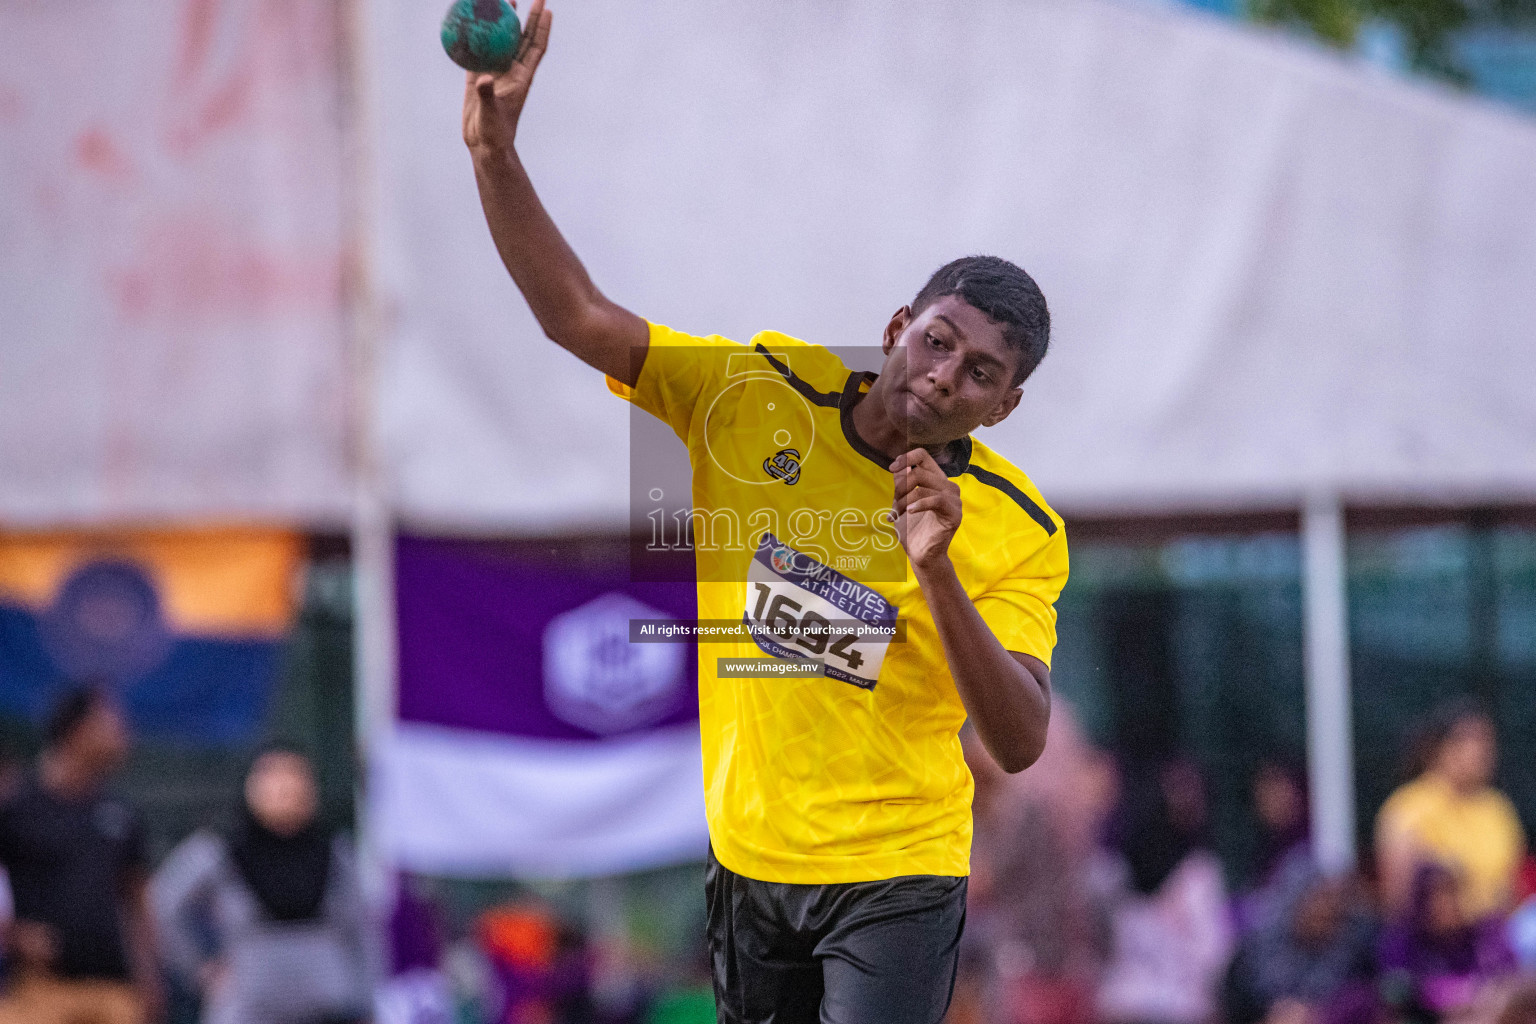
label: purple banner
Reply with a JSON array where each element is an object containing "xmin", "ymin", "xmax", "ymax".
[{"xmin": 395, "ymin": 536, "xmax": 698, "ymax": 742}]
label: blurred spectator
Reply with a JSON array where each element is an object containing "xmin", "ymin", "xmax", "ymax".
[
  {"xmin": 1096, "ymin": 758, "xmax": 1233, "ymax": 1024},
  {"xmin": 0, "ymin": 752, "xmax": 18, "ymax": 802},
  {"xmin": 953, "ymin": 705, "xmax": 1115, "ymax": 1024},
  {"xmin": 152, "ymin": 747, "xmax": 372, "ymax": 1024},
  {"xmin": 0, "ymin": 685, "xmax": 162, "ymax": 1024},
  {"xmin": 0, "ymin": 867, "xmax": 10, "ymax": 954},
  {"xmin": 0, "ymin": 754, "xmax": 15, "ymax": 982},
  {"xmin": 1376, "ymin": 701, "xmax": 1526, "ymax": 922},
  {"xmin": 1223, "ymin": 860, "xmax": 1378, "ymax": 1024},
  {"xmin": 1499, "ymin": 982, "xmax": 1536, "ymax": 1024},
  {"xmin": 376, "ymin": 874, "xmax": 453, "ymax": 1024},
  {"xmin": 1379, "ymin": 862, "xmax": 1518, "ymax": 1023},
  {"xmin": 475, "ymin": 902, "xmax": 591, "ymax": 1024},
  {"xmin": 1251, "ymin": 758, "xmax": 1313, "ymax": 885},
  {"xmin": 1509, "ymin": 894, "xmax": 1536, "ymax": 975},
  {"xmin": 1236, "ymin": 756, "xmax": 1314, "ymax": 935}
]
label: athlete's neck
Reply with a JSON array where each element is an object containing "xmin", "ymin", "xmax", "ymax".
[{"xmin": 849, "ymin": 376, "xmax": 944, "ymax": 465}]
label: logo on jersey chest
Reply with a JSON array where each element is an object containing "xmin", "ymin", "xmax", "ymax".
[{"xmin": 762, "ymin": 448, "xmax": 801, "ymax": 485}]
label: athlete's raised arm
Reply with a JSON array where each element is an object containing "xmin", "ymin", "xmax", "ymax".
[{"xmin": 461, "ymin": 0, "xmax": 649, "ymax": 385}]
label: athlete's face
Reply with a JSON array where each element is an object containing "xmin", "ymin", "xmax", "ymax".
[{"xmin": 878, "ymin": 295, "xmax": 1024, "ymax": 446}]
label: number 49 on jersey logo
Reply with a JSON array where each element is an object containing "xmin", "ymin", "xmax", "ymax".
[{"xmin": 762, "ymin": 448, "xmax": 801, "ymax": 485}]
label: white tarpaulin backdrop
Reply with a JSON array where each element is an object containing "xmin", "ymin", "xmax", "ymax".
[
  {"xmin": 4, "ymin": 0, "xmax": 1535, "ymax": 527},
  {"xmin": 371, "ymin": 0, "xmax": 1536, "ymax": 528},
  {"xmin": 0, "ymin": 0, "xmax": 351, "ymax": 527}
]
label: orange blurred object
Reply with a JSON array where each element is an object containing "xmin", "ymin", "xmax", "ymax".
[{"xmin": 478, "ymin": 906, "xmax": 557, "ymax": 971}]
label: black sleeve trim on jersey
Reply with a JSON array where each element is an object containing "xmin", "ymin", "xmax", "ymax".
[
  {"xmin": 962, "ymin": 466, "xmax": 1059, "ymax": 536},
  {"xmin": 753, "ymin": 344, "xmax": 842, "ymax": 408}
]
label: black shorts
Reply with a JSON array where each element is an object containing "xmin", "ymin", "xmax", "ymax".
[{"xmin": 705, "ymin": 847, "xmax": 967, "ymax": 1024}]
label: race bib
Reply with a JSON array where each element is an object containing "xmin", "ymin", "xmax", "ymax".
[{"xmin": 741, "ymin": 533, "xmax": 897, "ymax": 690}]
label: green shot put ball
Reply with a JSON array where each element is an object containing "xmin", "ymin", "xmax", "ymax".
[{"xmin": 441, "ymin": 0, "xmax": 521, "ymax": 74}]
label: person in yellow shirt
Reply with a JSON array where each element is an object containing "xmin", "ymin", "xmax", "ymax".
[
  {"xmin": 460, "ymin": 5, "xmax": 1066, "ymax": 1020},
  {"xmin": 1376, "ymin": 701, "xmax": 1526, "ymax": 923}
]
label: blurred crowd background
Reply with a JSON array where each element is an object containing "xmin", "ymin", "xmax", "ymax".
[
  {"xmin": 2, "ymin": 0, "xmax": 1535, "ymax": 1022},
  {"xmin": 10, "ymin": 559, "xmax": 1536, "ymax": 1024}
]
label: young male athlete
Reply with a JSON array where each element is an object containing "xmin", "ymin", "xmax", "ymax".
[{"xmin": 462, "ymin": 4, "xmax": 1068, "ymax": 1021}]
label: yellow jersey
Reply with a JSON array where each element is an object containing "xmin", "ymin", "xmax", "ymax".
[
  {"xmin": 609, "ymin": 322, "xmax": 1069, "ymax": 883},
  {"xmin": 1377, "ymin": 774, "xmax": 1526, "ymax": 921}
]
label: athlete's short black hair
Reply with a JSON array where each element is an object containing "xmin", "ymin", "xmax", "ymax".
[
  {"xmin": 44, "ymin": 684, "xmax": 110, "ymax": 751},
  {"xmin": 912, "ymin": 256, "xmax": 1050, "ymax": 387}
]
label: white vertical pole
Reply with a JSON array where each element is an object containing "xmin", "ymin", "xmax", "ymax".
[
  {"xmin": 351, "ymin": 494, "xmax": 396, "ymax": 904},
  {"xmin": 342, "ymin": 0, "xmax": 396, "ymax": 906},
  {"xmin": 1302, "ymin": 492, "xmax": 1356, "ymax": 873}
]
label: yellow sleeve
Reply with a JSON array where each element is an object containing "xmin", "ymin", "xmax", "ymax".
[
  {"xmin": 606, "ymin": 321, "xmax": 745, "ymax": 442},
  {"xmin": 973, "ymin": 526, "xmax": 1069, "ymax": 668},
  {"xmin": 1376, "ymin": 783, "xmax": 1421, "ymax": 843},
  {"xmin": 1378, "ymin": 782, "xmax": 1438, "ymax": 840},
  {"xmin": 1494, "ymin": 792, "xmax": 1527, "ymax": 857}
]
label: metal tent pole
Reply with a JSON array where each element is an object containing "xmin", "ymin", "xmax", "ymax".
[
  {"xmin": 342, "ymin": 0, "xmax": 396, "ymax": 905},
  {"xmin": 1302, "ymin": 492, "xmax": 1356, "ymax": 872}
]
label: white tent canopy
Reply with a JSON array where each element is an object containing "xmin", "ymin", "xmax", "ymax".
[
  {"xmin": 4, "ymin": 0, "xmax": 1534, "ymax": 527},
  {"xmin": 0, "ymin": 0, "xmax": 352, "ymax": 527},
  {"xmin": 370, "ymin": 0, "xmax": 1536, "ymax": 531}
]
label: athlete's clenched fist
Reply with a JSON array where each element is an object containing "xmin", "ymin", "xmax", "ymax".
[{"xmin": 891, "ymin": 447, "xmax": 962, "ymax": 570}]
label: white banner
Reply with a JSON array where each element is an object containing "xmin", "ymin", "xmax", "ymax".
[
  {"xmin": 0, "ymin": 0, "xmax": 351, "ymax": 526},
  {"xmin": 374, "ymin": 722, "xmax": 708, "ymax": 878},
  {"xmin": 6, "ymin": 0, "xmax": 1536, "ymax": 526},
  {"xmin": 371, "ymin": 0, "xmax": 1536, "ymax": 526}
]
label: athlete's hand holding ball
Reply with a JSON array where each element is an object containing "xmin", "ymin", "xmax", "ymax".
[{"xmin": 461, "ymin": 0, "xmax": 551, "ymax": 157}]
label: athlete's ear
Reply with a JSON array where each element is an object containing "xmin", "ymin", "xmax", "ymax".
[
  {"xmin": 882, "ymin": 306, "xmax": 912, "ymax": 355},
  {"xmin": 981, "ymin": 387, "xmax": 1023, "ymax": 428}
]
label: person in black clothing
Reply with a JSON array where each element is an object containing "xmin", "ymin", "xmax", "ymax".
[
  {"xmin": 1223, "ymin": 861, "xmax": 1378, "ymax": 1024},
  {"xmin": 0, "ymin": 686, "xmax": 163, "ymax": 1024}
]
